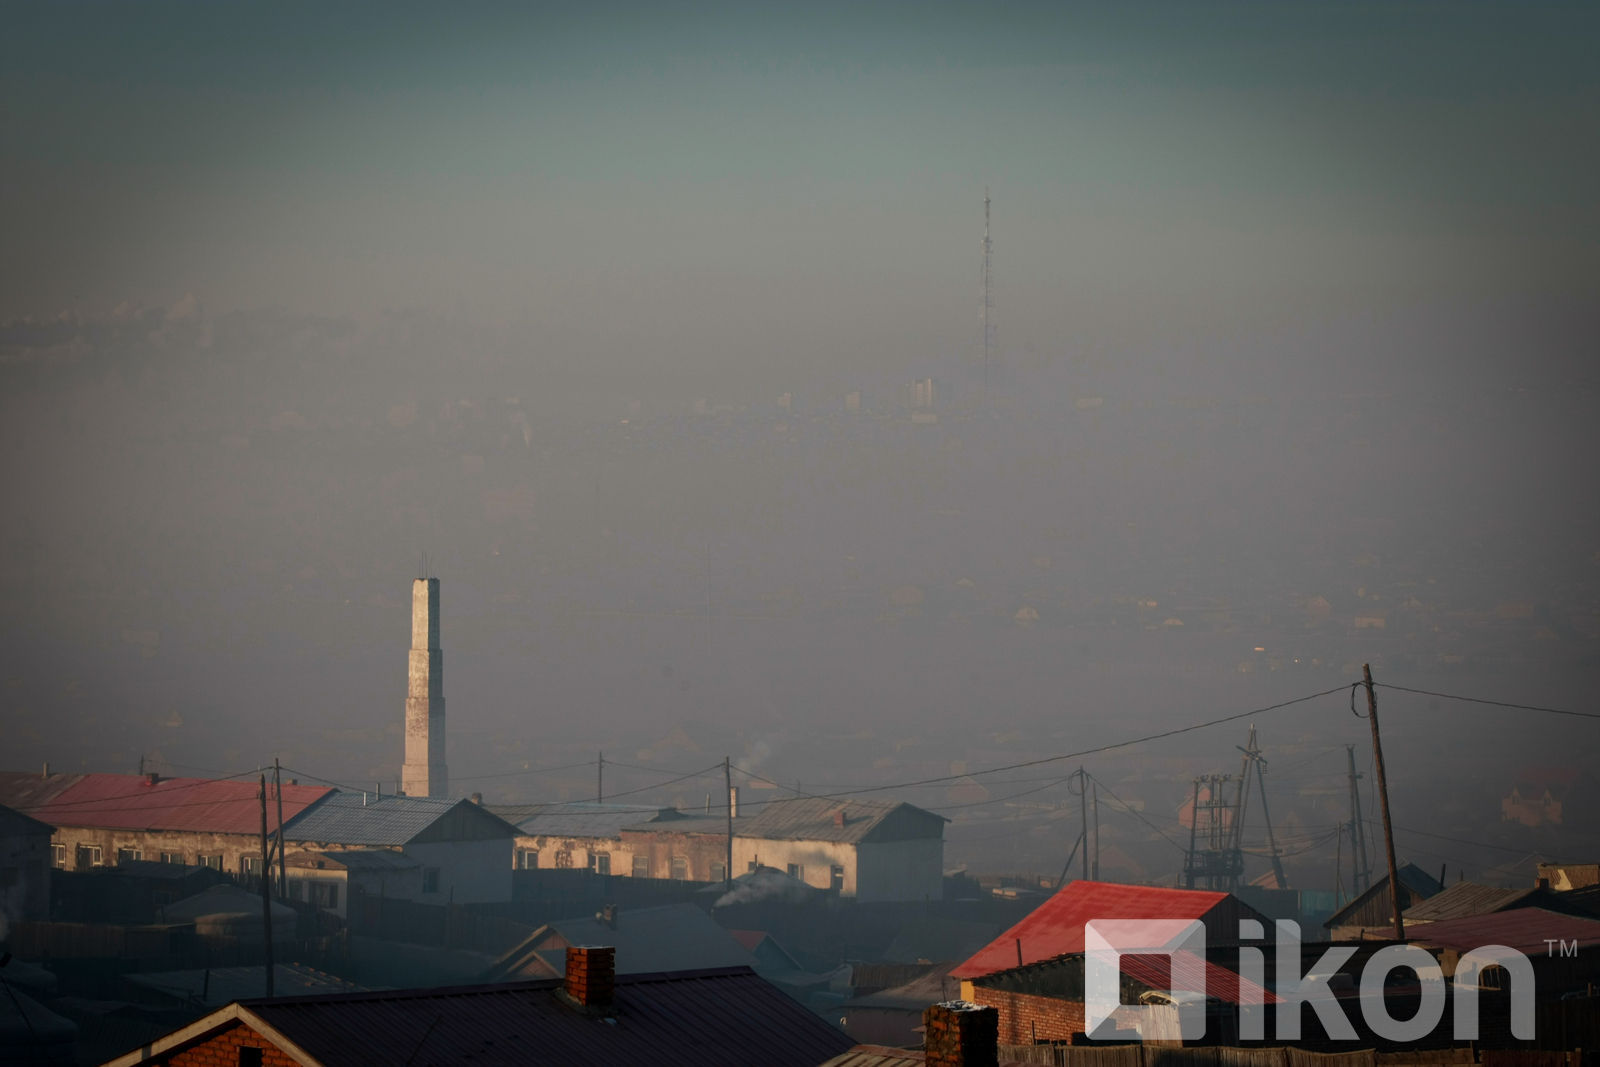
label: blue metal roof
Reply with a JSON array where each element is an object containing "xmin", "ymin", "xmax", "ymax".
[{"xmin": 285, "ymin": 793, "xmax": 473, "ymax": 847}]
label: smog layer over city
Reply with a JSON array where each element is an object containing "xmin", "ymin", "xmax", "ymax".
[{"xmin": 1, "ymin": 3, "xmax": 1597, "ymax": 1063}]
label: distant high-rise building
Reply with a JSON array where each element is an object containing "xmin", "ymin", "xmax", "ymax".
[{"xmin": 401, "ymin": 578, "xmax": 447, "ymax": 798}]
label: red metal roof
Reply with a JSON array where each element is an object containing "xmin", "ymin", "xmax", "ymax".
[
  {"xmin": 951, "ymin": 881, "xmax": 1232, "ymax": 979},
  {"xmin": 1119, "ymin": 951, "xmax": 1279, "ymax": 1005},
  {"xmin": 23, "ymin": 774, "xmax": 334, "ymax": 835},
  {"xmin": 1405, "ymin": 907, "xmax": 1600, "ymax": 955}
]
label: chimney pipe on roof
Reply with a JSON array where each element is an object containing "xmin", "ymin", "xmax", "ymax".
[
  {"xmin": 471, "ymin": 792, "xmax": 482, "ymax": 805},
  {"xmin": 834, "ymin": 809, "xmax": 846, "ymax": 827},
  {"xmin": 42, "ymin": 762, "xmax": 49, "ymax": 779},
  {"xmin": 923, "ymin": 1001, "xmax": 999, "ymax": 1067},
  {"xmin": 565, "ymin": 945, "xmax": 615, "ymax": 1008},
  {"xmin": 146, "ymin": 773, "xmax": 159, "ymax": 786}
]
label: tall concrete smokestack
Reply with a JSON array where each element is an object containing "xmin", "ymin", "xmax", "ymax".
[{"xmin": 401, "ymin": 578, "xmax": 447, "ymax": 797}]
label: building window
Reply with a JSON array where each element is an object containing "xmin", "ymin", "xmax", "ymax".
[
  {"xmin": 786, "ymin": 863, "xmax": 804, "ymax": 882},
  {"xmin": 311, "ymin": 882, "xmax": 339, "ymax": 909},
  {"xmin": 159, "ymin": 851, "xmax": 182, "ymax": 865},
  {"xmin": 710, "ymin": 862, "xmax": 726, "ymax": 883},
  {"xmin": 516, "ymin": 849, "xmax": 539, "ymax": 870},
  {"xmin": 75, "ymin": 845, "xmax": 104, "ymax": 869},
  {"xmin": 117, "ymin": 847, "xmax": 143, "ymax": 865},
  {"xmin": 670, "ymin": 856, "xmax": 688, "ymax": 881},
  {"xmin": 830, "ymin": 865, "xmax": 845, "ymax": 892},
  {"xmin": 51, "ymin": 843, "xmax": 66, "ymax": 869},
  {"xmin": 199, "ymin": 854, "xmax": 223, "ymax": 871},
  {"xmin": 632, "ymin": 855, "xmax": 650, "ymax": 878},
  {"xmin": 594, "ymin": 852, "xmax": 611, "ymax": 876},
  {"xmin": 422, "ymin": 867, "xmax": 441, "ymax": 893},
  {"xmin": 554, "ymin": 850, "xmax": 572, "ymax": 869},
  {"xmin": 242, "ymin": 855, "xmax": 262, "ymax": 877}
]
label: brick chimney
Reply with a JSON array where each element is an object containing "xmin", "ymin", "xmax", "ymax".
[
  {"xmin": 923, "ymin": 1001, "xmax": 998, "ymax": 1067},
  {"xmin": 833, "ymin": 808, "xmax": 846, "ymax": 828},
  {"xmin": 565, "ymin": 945, "xmax": 615, "ymax": 1008}
]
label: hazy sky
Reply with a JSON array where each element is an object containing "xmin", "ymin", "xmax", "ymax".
[
  {"xmin": 2, "ymin": 3, "xmax": 1597, "ymax": 879},
  {"xmin": 5, "ymin": 2, "xmax": 1596, "ymax": 391}
]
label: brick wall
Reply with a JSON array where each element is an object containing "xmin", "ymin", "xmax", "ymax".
[
  {"xmin": 965, "ymin": 989, "xmax": 1148, "ymax": 1046},
  {"xmin": 969, "ymin": 988, "xmax": 1085, "ymax": 1045},
  {"xmin": 162, "ymin": 1020, "xmax": 299, "ymax": 1066}
]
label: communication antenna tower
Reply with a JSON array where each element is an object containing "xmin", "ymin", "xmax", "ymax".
[{"xmin": 980, "ymin": 188, "xmax": 995, "ymax": 391}]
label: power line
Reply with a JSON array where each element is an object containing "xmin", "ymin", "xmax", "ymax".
[
  {"xmin": 452, "ymin": 760, "xmax": 596, "ymax": 784},
  {"xmin": 1086, "ymin": 773, "xmax": 1187, "ymax": 853},
  {"xmin": 1374, "ymin": 683, "xmax": 1600, "ymax": 721},
  {"xmin": 598, "ymin": 762, "xmax": 726, "ymax": 802},
  {"xmin": 768, "ymin": 685, "xmax": 1352, "ymax": 803}
]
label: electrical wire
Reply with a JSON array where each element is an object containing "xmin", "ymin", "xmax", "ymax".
[{"xmin": 1374, "ymin": 683, "xmax": 1600, "ymax": 721}]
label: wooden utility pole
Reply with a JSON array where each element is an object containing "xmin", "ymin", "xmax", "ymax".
[
  {"xmin": 273, "ymin": 758, "xmax": 287, "ymax": 900},
  {"xmin": 258, "ymin": 774, "xmax": 275, "ymax": 997},
  {"xmin": 723, "ymin": 757, "xmax": 734, "ymax": 892},
  {"xmin": 1077, "ymin": 767, "xmax": 1089, "ymax": 881},
  {"xmin": 1090, "ymin": 779, "xmax": 1100, "ymax": 881},
  {"xmin": 597, "ymin": 751, "xmax": 604, "ymax": 804},
  {"xmin": 1362, "ymin": 664, "xmax": 1404, "ymax": 941}
]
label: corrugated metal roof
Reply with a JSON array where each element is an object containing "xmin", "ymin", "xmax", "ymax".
[
  {"xmin": 125, "ymin": 964, "xmax": 371, "ymax": 1008},
  {"xmin": 819, "ymin": 1048, "xmax": 927, "ymax": 1066},
  {"xmin": 493, "ymin": 801, "xmax": 677, "ymax": 839},
  {"xmin": 625, "ymin": 812, "xmax": 749, "ymax": 836},
  {"xmin": 819, "ymin": 1047, "xmax": 1041, "ymax": 1067},
  {"xmin": 1403, "ymin": 882, "xmax": 1543, "ymax": 923},
  {"xmin": 0, "ymin": 771, "xmax": 86, "ymax": 813},
  {"xmin": 1405, "ymin": 907, "xmax": 1600, "ymax": 955},
  {"xmin": 285, "ymin": 848, "xmax": 419, "ymax": 872},
  {"xmin": 239, "ymin": 967, "xmax": 854, "ymax": 1066},
  {"xmin": 1324, "ymin": 862, "xmax": 1444, "ymax": 928},
  {"xmin": 285, "ymin": 792, "xmax": 506, "ymax": 846},
  {"xmin": 951, "ymin": 881, "xmax": 1233, "ymax": 979},
  {"xmin": 487, "ymin": 903, "xmax": 756, "ymax": 980},
  {"xmin": 1117, "ymin": 950, "xmax": 1279, "ymax": 1005},
  {"xmin": 11, "ymin": 773, "xmax": 334, "ymax": 835},
  {"xmin": 742, "ymin": 797, "xmax": 946, "ymax": 845}
]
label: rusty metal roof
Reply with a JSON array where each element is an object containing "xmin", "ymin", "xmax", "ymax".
[
  {"xmin": 5, "ymin": 773, "xmax": 334, "ymax": 835},
  {"xmin": 493, "ymin": 801, "xmax": 679, "ymax": 840},
  {"xmin": 951, "ymin": 880, "xmax": 1236, "ymax": 979},
  {"xmin": 115, "ymin": 967, "xmax": 854, "ymax": 1066},
  {"xmin": 0, "ymin": 771, "xmax": 87, "ymax": 812},
  {"xmin": 1402, "ymin": 881, "xmax": 1550, "ymax": 923}
]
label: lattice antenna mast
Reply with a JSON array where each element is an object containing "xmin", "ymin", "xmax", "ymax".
[{"xmin": 981, "ymin": 188, "xmax": 995, "ymax": 390}]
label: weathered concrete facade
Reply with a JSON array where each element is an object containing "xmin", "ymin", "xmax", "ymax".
[
  {"xmin": 44, "ymin": 825, "xmax": 265, "ymax": 876},
  {"xmin": 401, "ymin": 577, "xmax": 447, "ymax": 798}
]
